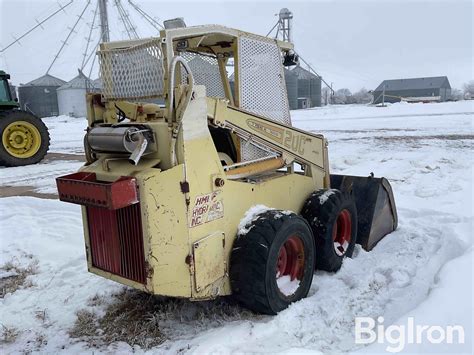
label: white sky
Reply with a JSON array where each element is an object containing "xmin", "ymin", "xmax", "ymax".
[{"xmin": 0, "ymin": 0, "xmax": 472, "ymax": 92}]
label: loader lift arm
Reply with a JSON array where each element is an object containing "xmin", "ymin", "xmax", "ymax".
[{"xmin": 207, "ymin": 97, "xmax": 330, "ymax": 187}]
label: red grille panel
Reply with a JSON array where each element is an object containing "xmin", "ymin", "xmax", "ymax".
[{"xmin": 87, "ymin": 203, "xmax": 146, "ymax": 284}]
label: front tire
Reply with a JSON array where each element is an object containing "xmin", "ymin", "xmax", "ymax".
[
  {"xmin": 301, "ymin": 189, "xmax": 357, "ymax": 272},
  {"xmin": 0, "ymin": 110, "xmax": 50, "ymax": 167},
  {"xmin": 230, "ymin": 210, "xmax": 315, "ymax": 314}
]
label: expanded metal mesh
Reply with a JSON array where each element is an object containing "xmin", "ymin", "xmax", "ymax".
[
  {"xmin": 99, "ymin": 39, "xmax": 164, "ymax": 100},
  {"xmin": 180, "ymin": 52, "xmax": 225, "ymax": 98},
  {"xmin": 237, "ymin": 35, "xmax": 291, "ymax": 124},
  {"xmin": 237, "ymin": 35, "xmax": 291, "ymax": 161}
]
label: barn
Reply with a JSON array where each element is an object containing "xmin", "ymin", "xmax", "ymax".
[{"xmin": 373, "ymin": 76, "xmax": 451, "ymax": 104}]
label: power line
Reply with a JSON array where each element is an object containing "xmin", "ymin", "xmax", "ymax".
[
  {"xmin": 81, "ymin": 1, "xmax": 100, "ymax": 70},
  {"xmin": 46, "ymin": 0, "xmax": 92, "ymax": 74},
  {"xmin": 127, "ymin": 0, "xmax": 164, "ymax": 31},
  {"xmin": 114, "ymin": 0, "xmax": 138, "ymax": 39},
  {"xmin": 82, "ymin": 36, "xmax": 101, "ymax": 72},
  {"xmin": 87, "ymin": 39, "xmax": 101, "ymax": 82},
  {"xmin": 0, "ymin": 0, "xmax": 74, "ymax": 53}
]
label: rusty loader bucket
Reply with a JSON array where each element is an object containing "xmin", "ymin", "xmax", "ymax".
[{"xmin": 331, "ymin": 174, "xmax": 398, "ymax": 251}]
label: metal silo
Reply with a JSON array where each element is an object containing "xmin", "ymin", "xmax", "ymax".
[
  {"xmin": 89, "ymin": 78, "xmax": 102, "ymax": 93},
  {"xmin": 310, "ymin": 76, "xmax": 322, "ymax": 107},
  {"xmin": 293, "ymin": 66, "xmax": 311, "ymax": 106},
  {"xmin": 284, "ymin": 69, "xmax": 298, "ymax": 110},
  {"xmin": 292, "ymin": 66, "xmax": 322, "ymax": 108},
  {"xmin": 18, "ymin": 74, "xmax": 65, "ymax": 118},
  {"xmin": 57, "ymin": 72, "xmax": 92, "ymax": 117}
]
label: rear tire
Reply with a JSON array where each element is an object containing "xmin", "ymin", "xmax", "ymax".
[
  {"xmin": 230, "ymin": 210, "xmax": 315, "ymax": 314},
  {"xmin": 0, "ymin": 110, "xmax": 50, "ymax": 167},
  {"xmin": 301, "ymin": 189, "xmax": 357, "ymax": 272}
]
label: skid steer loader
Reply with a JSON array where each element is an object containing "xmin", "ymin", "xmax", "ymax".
[{"xmin": 56, "ymin": 25, "xmax": 397, "ymax": 314}]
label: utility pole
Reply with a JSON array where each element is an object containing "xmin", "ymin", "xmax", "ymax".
[
  {"xmin": 330, "ymin": 82, "xmax": 334, "ymax": 105},
  {"xmin": 98, "ymin": 0, "xmax": 110, "ymax": 42}
]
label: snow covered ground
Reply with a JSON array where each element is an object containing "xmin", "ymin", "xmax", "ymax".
[
  {"xmin": 0, "ymin": 101, "xmax": 472, "ymax": 354},
  {"xmin": 0, "ymin": 116, "xmax": 85, "ymax": 195}
]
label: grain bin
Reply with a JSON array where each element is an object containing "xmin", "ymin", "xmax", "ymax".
[
  {"xmin": 292, "ymin": 66, "xmax": 322, "ymax": 108},
  {"xmin": 18, "ymin": 74, "xmax": 65, "ymax": 118},
  {"xmin": 284, "ymin": 68, "xmax": 298, "ymax": 110},
  {"xmin": 57, "ymin": 72, "xmax": 93, "ymax": 117}
]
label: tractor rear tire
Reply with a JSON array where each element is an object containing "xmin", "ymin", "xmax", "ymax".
[
  {"xmin": 230, "ymin": 210, "xmax": 315, "ymax": 314},
  {"xmin": 0, "ymin": 110, "xmax": 50, "ymax": 167},
  {"xmin": 301, "ymin": 189, "xmax": 357, "ymax": 272}
]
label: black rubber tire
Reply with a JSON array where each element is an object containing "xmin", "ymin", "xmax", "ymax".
[
  {"xmin": 230, "ymin": 210, "xmax": 315, "ymax": 315},
  {"xmin": 301, "ymin": 189, "xmax": 357, "ymax": 272},
  {"xmin": 0, "ymin": 110, "xmax": 50, "ymax": 167}
]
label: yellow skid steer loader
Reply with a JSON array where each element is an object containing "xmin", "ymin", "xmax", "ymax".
[{"xmin": 56, "ymin": 25, "xmax": 397, "ymax": 314}]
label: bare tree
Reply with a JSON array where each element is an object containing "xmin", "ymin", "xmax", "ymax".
[
  {"xmin": 352, "ymin": 88, "xmax": 373, "ymax": 104},
  {"xmin": 463, "ymin": 80, "xmax": 474, "ymax": 99},
  {"xmin": 333, "ymin": 88, "xmax": 352, "ymax": 104},
  {"xmin": 449, "ymin": 88, "xmax": 464, "ymax": 101}
]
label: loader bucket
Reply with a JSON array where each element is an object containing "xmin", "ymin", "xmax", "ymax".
[{"xmin": 330, "ymin": 174, "xmax": 398, "ymax": 251}]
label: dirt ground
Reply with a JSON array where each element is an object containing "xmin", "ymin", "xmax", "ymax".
[{"xmin": 0, "ymin": 153, "xmax": 84, "ymax": 199}]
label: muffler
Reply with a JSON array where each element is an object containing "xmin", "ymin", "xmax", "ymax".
[
  {"xmin": 331, "ymin": 174, "xmax": 398, "ymax": 251},
  {"xmin": 87, "ymin": 126, "xmax": 155, "ymax": 165}
]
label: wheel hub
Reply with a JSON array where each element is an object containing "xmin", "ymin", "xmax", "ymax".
[
  {"xmin": 276, "ymin": 235, "xmax": 305, "ymax": 296},
  {"xmin": 332, "ymin": 209, "xmax": 352, "ymax": 256},
  {"xmin": 2, "ymin": 121, "xmax": 41, "ymax": 158}
]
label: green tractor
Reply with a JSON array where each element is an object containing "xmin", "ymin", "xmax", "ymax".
[{"xmin": 0, "ymin": 70, "xmax": 50, "ymax": 166}]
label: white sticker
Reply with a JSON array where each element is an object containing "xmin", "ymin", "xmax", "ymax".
[{"xmin": 189, "ymin": 191, "xmax": 224, "ymax": 227}]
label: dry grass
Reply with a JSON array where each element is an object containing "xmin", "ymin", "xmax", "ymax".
[
  {"xmin": 0, "ymin": 257, "xmax": 38, "ymax": 298},
  {"xmin": 1, "ymin": 325, "xmax": 20, "ymax": 344},
  {"xmin": 70, "ymin": 288, "xmax": 256, "ymax": 350}
]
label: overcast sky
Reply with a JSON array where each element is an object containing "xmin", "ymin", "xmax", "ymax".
[{"xmin": 0, "ymin": 0, "xmax": 472, "ymax": 92}]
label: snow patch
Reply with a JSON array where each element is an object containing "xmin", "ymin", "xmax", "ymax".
[
  {"xmin": 277, "ymin": 276, "xmax": 300, "ymax": 296},
  {"xmin": 237, "ymin": 205, "xmax": 294, "ymax": 236},
  {"xmin": 1, "ymin": 101, "xmax": 472, "ymax": 353},
  {"xmin": 318, "ymin": 189, "xmax": 337, "ymax": 205},
  {"xmin": 237, "ymin": 204, "xmax": 274, "ymax": 235}
]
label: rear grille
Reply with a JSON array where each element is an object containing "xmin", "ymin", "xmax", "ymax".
[{"xmin": 87, "ymin": 203, "xmax": 146, "ymax": 284}]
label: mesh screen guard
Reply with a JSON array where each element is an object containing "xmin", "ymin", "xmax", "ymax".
[
  {"xmin": 99, "ymin": 39, "xmax": 165, "ymax": 100},
  {"xmin": 237, "ymin": 35, "xmax": 292, "ymax": 161},
  {"xmin": 180, "ymin": 52, "xmax": 226, "ymax": 98}
]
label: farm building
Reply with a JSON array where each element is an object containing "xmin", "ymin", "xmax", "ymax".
[
  {"xmin": 18, "ymin": 74, "xmax": 65, "ymax": 118},
  {"xmin": 57, "ymin": 72, "xmax": 95, "ymax": 117},
  {"xmin": 373, "ymin": 76, "xmax": 451, "ymax": 104}
]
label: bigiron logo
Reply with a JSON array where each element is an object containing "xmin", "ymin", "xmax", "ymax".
[{"xmin": 354, "ymin": 316, "xmax": 465, "ymax": 353}]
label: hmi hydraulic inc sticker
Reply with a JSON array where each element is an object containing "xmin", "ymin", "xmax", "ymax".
[{"xmin": 189, "ymin": 191, "xmax": 224, "ymax": 227}]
